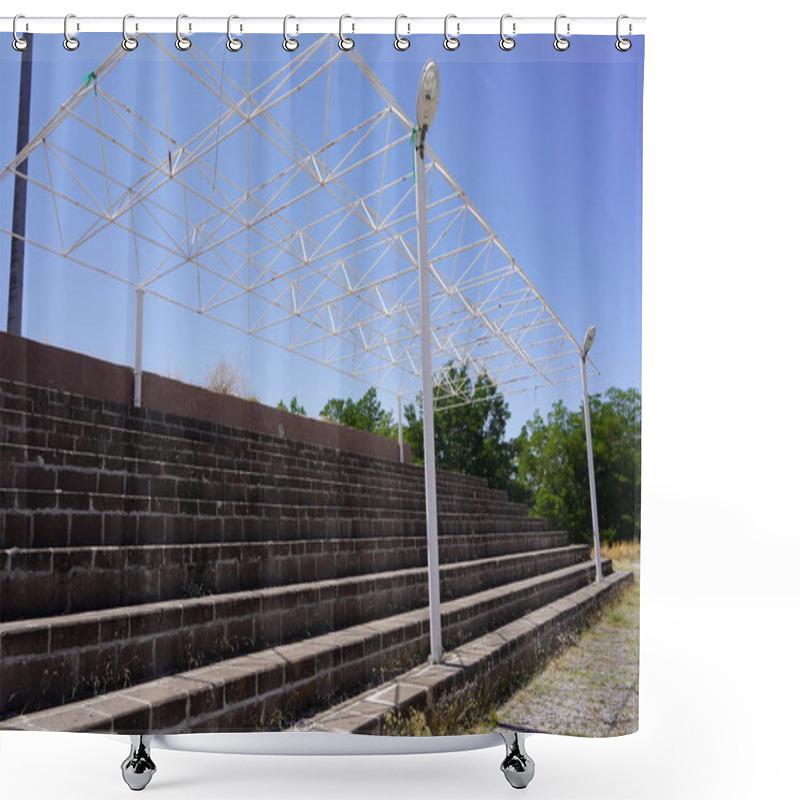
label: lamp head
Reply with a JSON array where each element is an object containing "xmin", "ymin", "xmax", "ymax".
[
  {"xmin": 583, "ymin": 324, "xmax": 596, "ymax": 355},
  {"xmin": 416, "ymin": 60, "xmax": 440, "ymax": 131}
]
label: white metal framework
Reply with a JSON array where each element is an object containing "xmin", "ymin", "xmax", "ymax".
[{"xmin": 1, "ymin": 34, "xmax": 596, "ymax": 409}]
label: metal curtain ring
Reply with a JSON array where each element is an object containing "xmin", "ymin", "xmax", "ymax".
[
  {"xmin": 227, "ymin": 15, "xmax": 243, "ymax": 51},
  {"xmin": 63, "ymin": 13, "xmax": 80, "ymax": 51},
  {"xmin": 394, "ymin": 15, "xmax": 410, "ymax": 51},
  {"xmin": 283, "ymin": 15, "xmax": 299, "ymax": 51},
  {"xmin": 339, "ymin": 15, "xmax": 354, "ymax": 51},
  {"xmin": 444, "ymin": 14, "xmax": 460, "ymax": 51},
  {"xmin": 499, "ymin": 14, "xmax": 515, "ymax": 51},
  {"xmin": 616, "ymin": 14, "xmax": 632, "ymax": 51},
  {"xmin": 554, "ymin": 14, "xmax": 570, "ymax": 51},
  {"xmin": 122, "ymin": 14, "xmax": 138, "ymax": 51},
  {"xmin": 175, "ymin": 14, "xmax": 191, "ymax": 51},
  {"xmin": 12, "ymin": 14, "xmax": 28, "ymax": 51}
]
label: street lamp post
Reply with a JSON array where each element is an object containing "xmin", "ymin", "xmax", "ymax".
[
  {"xmin": 580, "ymin": 324, "xmax": 603, "ymax": 583},
  {"xmin": 414, "ymin": 61, "xmax": 443, "ymax": 663}
]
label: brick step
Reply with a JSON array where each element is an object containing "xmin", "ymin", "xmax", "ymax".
[
  {"xmin": 0, "ymin": 478, "xmax": 527, "ymax": 524},
  {"xmin": 298, "ymin": 570, "xmax": 634, "ymax": 734},
  {"xmin": 0, "ymin": 509, "xmax": 547, "ymax": 550},
  {"xmin": 0, "ymin": 451, "xmax": 531, "ymax": 533},
  {"xmin": 1, "ymin": 531, "xmax": 572, "ymax": 620},
  {"xmin": 0, "ymin": 559, "xmax": 613, "ymax": 732},
  {"xmin": 0, "ymin": 442, "xmax": 525, "ymax": 523},
  {"xmin": 0, "ymin": 546, "xmax": 591, "ymax": 717},
  {"xmin": 0, "ymin": 400, "xmax": 508, "ymax": 500},
  {"xmin": 0, "ymin": 386, "xmax": 504, "ymax": 485}
]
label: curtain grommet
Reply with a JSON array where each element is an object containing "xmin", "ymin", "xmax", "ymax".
[
  {"xmin": 283, "ymin": 15, "xmax": 299, "ymax": 51},
  {"xmin": 554, "ymin": 14, "xmax": 570, "ymax": 51},
  {"xmin": 616, "ymin": 15, "xmax": 632, "ymax": 51},
  {"xmin": 499, "ymin": 14, "xmax": 516, "ymax": 51},
  {"xmin": 63, "ymin": 13, "xmax": 80, "ymax": 51},
  {"xmin": 226, "ymin": 15, "xmax": 243, "ymax": 52},
  {"xmin": 121, "ymin": 14, "xmax": 138, "ymax": 51},
  {"xmin": 394, "ymin": 15, "xmax": 410, "ymax": 51},
  {"xmin": 339, "ymin": 15, "xmax": 355, "ymax": 51},
  {"xmin": 12, "ymin": 14, "xmax": 28, "ymax": 51},
  {"xmin": 175, "ymin": 14, "xmax": 192, "ymax": 51},
  {"xmin": 444, "ymin": 14, "xmax": 460, "ymax": 51}
]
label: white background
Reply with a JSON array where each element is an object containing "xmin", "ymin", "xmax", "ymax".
[{"xmin": 2, "ymin": 1, "xmax": 799, "ymax": 798}]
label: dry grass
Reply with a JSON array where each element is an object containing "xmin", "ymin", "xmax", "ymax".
[
  {"xmin": 469, "ymin": 558, "xmax": 640, "ymax": 737},
  {"xmin": 382, "ymin": 678, "xmax": 513, "ymax": 737},
  {"xmin": 598, "ymin": 540, "xmax": 640, "ymax": 570}
]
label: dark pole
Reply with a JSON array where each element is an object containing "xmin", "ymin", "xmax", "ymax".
[{"xmin": 7, "ymin": 33, "xmax": 34, "ymax": 336}]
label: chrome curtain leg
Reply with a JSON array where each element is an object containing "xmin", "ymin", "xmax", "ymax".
[
  {"xmin": 499, "ymin": 732, "xmax": 535, "ymax": 790},
  {"xmin": 121, "ymin": 735, "xmax": 157, "ymax": 791}
]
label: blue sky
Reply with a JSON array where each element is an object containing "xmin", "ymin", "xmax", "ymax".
[{"xmin": 0, "ymin": 33, "xmax": 643, "ymax": 434}]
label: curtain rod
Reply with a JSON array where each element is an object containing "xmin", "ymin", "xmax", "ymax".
[{"xmin": 0, "ymin": 16, "xmax": 646, "ymax": 36}]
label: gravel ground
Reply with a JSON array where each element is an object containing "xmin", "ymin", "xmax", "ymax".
[{"xmin": 481, "ymin": 560, "xmax": 640, "ymax": 738}]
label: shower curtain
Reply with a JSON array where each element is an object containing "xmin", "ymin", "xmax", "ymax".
[{"xmin": 0, "ymin": 29, "xmax": 643, "ymax": 741}]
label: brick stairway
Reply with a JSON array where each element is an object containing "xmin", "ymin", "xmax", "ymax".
[{"xmin": 0, "ymin": 378, "xmax": 631, "ymax": 733}]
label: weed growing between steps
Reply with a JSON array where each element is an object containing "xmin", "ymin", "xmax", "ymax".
[
  {"xmin": 4, "ymin": 658, "xmax": 133, "ymax": 720},
  {"xmin": 181, "ymin": 580, "xmax": 213, "ymax": 599},
  {"xmin": 179, "ymin": 635, "xmax": 256, "ymax": 672},
  {"xmin": 245, "ymin": 653, "xmax": 425, "ymax": 732},
  {"xmin": 378, "ymin": 635, "xmax": 576, "ymax": 738}
]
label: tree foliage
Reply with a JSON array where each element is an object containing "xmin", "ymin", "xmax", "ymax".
[
  {"xmin": 278, "ymin": 396, "xmax": 306, "ymax": 415},
  {"xmin": 403, "ymin": 364, "xmax": 520, "ymax": 495},
  {"xmin": 320, "ymin": 387, "xmax": 395, "ymax": 437},
  {"xmin": 319, "ymin": 372, "xmax": 640, "ymax": 546},
  {"xmin": 516, "ymin": 387, "xmax": 641, "ymax": 544}
]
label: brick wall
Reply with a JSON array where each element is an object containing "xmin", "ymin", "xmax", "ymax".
[{"xmin": 0, "ymin": 332, "xmax": 411, "ymax": 463}]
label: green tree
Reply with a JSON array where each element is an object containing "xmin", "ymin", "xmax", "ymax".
[
  {"xmin": 516, "ymin": 387, "xmax": 641, "ymax": 544},
  {"xmin": 403, "ymin": 364, "xmax": 520, "ymax": 495},
  {"xmin": 320, "ymin": 387, "xmax": 395, "ymax": 437},
  {"xmin": 277, "ymin": 396, "xmax": 306, "ymax": 415}
]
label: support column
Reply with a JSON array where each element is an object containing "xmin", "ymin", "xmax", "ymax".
[
  {"xmin": 134, "ymin": 288, "xmax": 144, "ymax": 408},
  {"xmin": 7, "ymin": 34, "xmax": 34, "ymax": 336},
  {"xmin": 580, "ymin": 353, "xmax": 603, "ymax": 582},
  {"xmin": 397, "ymin": 393, "xmax": 404, "ymax": 463},
  {"xmin": 414, "ymin": 130, "xmax": 443, "ymax": 664}
]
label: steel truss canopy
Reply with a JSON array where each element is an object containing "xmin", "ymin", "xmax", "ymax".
[{"xmin": 1, "ymin": 34, "xmax": 596, "ymax": 408}]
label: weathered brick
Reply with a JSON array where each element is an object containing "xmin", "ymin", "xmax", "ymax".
[
  {"xmin": 163, "ymin": 515, "xmax": 195, "ymax": 543},
  {"xmin": 123, "ymin": 496, "xmax": 150, "ymax": 514},
  {"xmin": 0, "ymin": 512, "xmax": 30, "ymax": 548},
  {"xmin": 69, "ymin": 514, "xmax": 103, "ymax": 546},
  {"xmin": 90, "ymin": 494, "xmax": 124, "ymax": 512},
  {"xmin": 152, "ymin": 633, "xmax": 182, "ymax": 676},
  {"xmin": 47, "ymin": 432, "xmax": 76, "ymax": 451},
  {"xmin": 129, "ymin": 606, "xmax": 182, "ymax": 639},
  {"xmin": 150, "ymin": 477, "xmax": 176, "ymax": 497},
  {"xmin": 117, "ymin": 639, "xmax": 155, "ymax": 683},
  {"xmin": 194, "ymin": 517, "xmax": 223, "ymax": 540},
  {"xmin": 91, "ymin": 694, "xmax": 151, "ymax": 733},
  {"xmin": 128, "ymin": 678, "xmax": 189, "ymax": 730},
  {"xmin": 57, "ymin": 470, "xmax": 97, "ymax": 493},
  {"xmin": 96, "ymin": 472, "xmax": 124, "ymax": 494},
  {"xmin": 178, "ymin": 675, "xmax": 222, "ymax": 719},
  {"xmin": 101, "ymin": 513, "xmax": 136, "ymax": 545},
  {"xmin": 124, "ymin": 475, "xmax": 150, "ymax": 495},
  {"xmin": 151, "ymin": 496, "xmax": 178, "ymax": 514},
  {"xmin": 49, "ymin": 617, "xmax": 100, "ymax": 652},
  {"xmin": 30, "ymin": 513, "xmax": 69, "ymax": 547}
]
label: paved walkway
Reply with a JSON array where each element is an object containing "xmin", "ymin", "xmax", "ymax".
[{"xmin": 479, "ymin": 561, "xmax": 640, "ymax": 738}]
